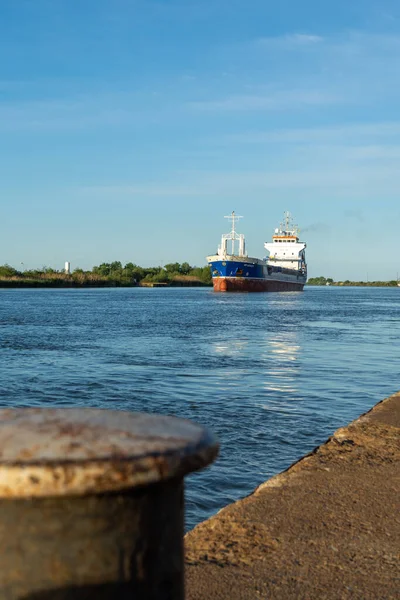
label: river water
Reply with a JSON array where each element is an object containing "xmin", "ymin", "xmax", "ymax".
[{"xmin": 0, "ymin": 286, "xmax": 399, "ymax": 530}]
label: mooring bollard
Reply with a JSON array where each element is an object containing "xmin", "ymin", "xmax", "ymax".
[{"xmin": 0, "ymin": 408, "xmax": 219, "ymax": 600}]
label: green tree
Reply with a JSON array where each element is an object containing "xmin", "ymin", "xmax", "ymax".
[
  {"xmin": 124, "ymin": 262, "xmax": 137, "ymax": 272},
  {"xmin": 120, "ymin": 263, "xmax": 145, "ymax": 283},
  {"xmin": 180, "ymin": 262, "xmax": 192, "ymax": 275},
  {"xmin": 307, "ymin": 276, "xmax": 328, "ymax": 285},
  {"xmin": 93, "ymin": 263, "xmax": 111, "ymax": 276},
  {"xmin": 164, "ymin": 262, "xmax": 181, "ymax": 273},
  {"xmin": 143, "ymin": 267, "xmax": 162, "ymax": 278},
  {"xmin": 190, "ymin": 265, "xmax": 212, "ymax": 284},
  {"xmin": 152, "ymin": 271, "xmax": 170, "ymax": 283},
  {"xmin": 110, "ymin": 261, "xmax": 122, "ymax": 273},
  {"xmin": 131, "ymin": 267, "xmax": 145, "ymax": 282},
  {"xmin": 0, "ymin": 264, "xmax": 19, "ymax": 277}
]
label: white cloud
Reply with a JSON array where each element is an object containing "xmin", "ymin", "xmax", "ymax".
[
  {"xmin": 188, "ymin": 31, "xmax": 400, "ymax": 114},
  {"xmin": 189, "ymin": 89, "xmax": 340, "ymax": 112},
  {"xmin": 80, "ymin": 184, "xmax": 203, "ymax": 197},
  {"xmin": 78, "ymin": 160, "xmax": 400, "ymax": 201},
  {"xmin": 255, "ymin": 33, "xmax": 324, "ymax": 47},
  {"xmin": 183, "ymin": 165, "xmax": 400, "ymax": 191},
  {"xmin": 220, "ymin": 122, "xmax": 400, "ymax": 145},
  {"xmin": 0, "ymin": 96, "xmax": 137, "ymax": 132},
  {"xmin": 287, "ymin": 33, "xmax": 324, "ymax": 44},
  {"xmin": 343, "ymin": 144, "xmax": 400, "ymax": 160}
]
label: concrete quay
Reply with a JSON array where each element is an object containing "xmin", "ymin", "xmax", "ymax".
[{"xmin": 185, "ymin": 392, "xmax": 400, "ymax": 600}]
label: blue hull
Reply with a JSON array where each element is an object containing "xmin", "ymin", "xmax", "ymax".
[
  {"xmin": 208, "ymin": 259, "xmax": 306, "ymax": 292},
  {"xmin": 209, "ymin": 260, "xmax": 264, "ymax": 279}
]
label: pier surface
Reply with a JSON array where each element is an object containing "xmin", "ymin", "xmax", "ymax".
[{"xmin": 185, "ymin": 392, "xmax": 400, "ymax": 599}]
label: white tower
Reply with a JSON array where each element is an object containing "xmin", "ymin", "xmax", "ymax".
[{"xmin": 65, "ymin": 261, "xmax": 71, "ymax": 274}]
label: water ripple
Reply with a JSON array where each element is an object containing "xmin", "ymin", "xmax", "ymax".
[{"xmin": 0, "ymin": 286, "xmax": 399, "ymax": 529}]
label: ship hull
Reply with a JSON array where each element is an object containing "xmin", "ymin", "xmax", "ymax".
[
  {"xmin": 212, "ymin": 277, "xmax": 304, "ymax": 293},
  {"xmin": 207, "ymin": 258, "xmax": 306, "ymax": 293},
  {"xmin": 207, "ymin": 210, "xmax": 307, "ymax": 293}
]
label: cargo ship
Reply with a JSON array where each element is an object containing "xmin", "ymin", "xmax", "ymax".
[{"xmin": 207, "ymin": 211, "xmax": 307, "ymax": 292}]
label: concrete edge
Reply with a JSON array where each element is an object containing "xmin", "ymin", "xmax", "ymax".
[{"xmin": 186, "ymin": 391, "xmax": 400, "ymax": 532}]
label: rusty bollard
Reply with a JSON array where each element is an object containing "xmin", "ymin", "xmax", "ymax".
[{"xmin": 0, "ymin": 408, "xmax": 218, "ymax": 600}]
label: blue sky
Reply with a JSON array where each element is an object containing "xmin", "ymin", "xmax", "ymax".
[{"xmin": 1, "ymin": 0, "xmax": 400, "ymax": 279}]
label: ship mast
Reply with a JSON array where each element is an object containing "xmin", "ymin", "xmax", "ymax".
[
  {"xmin": 280, "ymin": 211, "xmax": 299, "ymax": 237},
  {"xmin": 224, "ymin": 211, "xmax": 243, "ymax": 255},
  {"xmin": 285, "ymin": 211, "xmax": 290, "ymax": 232}
]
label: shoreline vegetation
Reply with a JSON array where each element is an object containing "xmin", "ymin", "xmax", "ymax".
[
  {"xmin": 0, "ymin": 265, "xmax": 398, "ymax": 289},
  {"xmin": 0, "ymin": 262, "xmax": 212, "ymax": 288},
  {"xmin": 307, "ymin": 276, "xmax": 400, "ymax": 287}
]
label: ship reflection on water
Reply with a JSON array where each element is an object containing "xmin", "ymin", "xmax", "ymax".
[
  {"xmin": 212, "ymin": 339, "xmax": 249, "ymax": 356},
  {"xmin": 263, "ymin": 334, "xmax": 300, "ymax": 395},
  {"xmin": 208, "ymin": 328, "xmax": 301, "ymax": 400},
  {"xmin": 258, "ymin": 331, "xmax": 302, "ymax": 412}
]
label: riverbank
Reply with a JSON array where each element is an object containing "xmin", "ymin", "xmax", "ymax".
[
  {"xmin": 185, "ymin": 392, "xmax": 400, "ymax": 599},
  {"xmin": 308, "ymin": 282, "xmax": 400, "ymax": 287},
  {"xmin": 0, "ymin": 262, "xmax": 212, "ymax": 287},
  {"xmin": 0, "ymin": 276, "xmax": 211, "ymax": 288},
  {"xmin": 307, "ymin": 277, "xmax": 399, "ymax": 287}
]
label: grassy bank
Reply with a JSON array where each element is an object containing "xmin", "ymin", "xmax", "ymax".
[
  {"xmin": 307, "ymin": 276, "xmax": 399, "ymax": 287},
  {"xmin": 0, "ymin": 262, "xmax": 212, "ymax": 288}
]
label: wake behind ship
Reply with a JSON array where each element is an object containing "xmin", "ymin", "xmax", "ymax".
[{"xmin": 207, "ymin": 211, "xmax": 307, "ymax": 292}]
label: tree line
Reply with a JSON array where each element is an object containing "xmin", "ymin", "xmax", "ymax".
[
  {"xmin": 307, "ymin": 276, "xmax": 399, "ymax": 287},
  {"xmin": 2, "ymin": 266, "xmax": 398, "ymax": 287},
  {"xmin": 0, "ymin": 262, "xmax": 212, "ymax": 286},
  {"xmin": 91, "ymin": 261, "xmax": 211, "ymax": 284}
]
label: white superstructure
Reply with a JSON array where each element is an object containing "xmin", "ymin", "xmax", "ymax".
[{"xmin": 264, "ymin": 211, "xmax": 306, "ymax": 274}]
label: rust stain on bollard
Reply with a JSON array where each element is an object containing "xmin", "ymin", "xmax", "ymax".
[{"xmin": 0, "ymin": 408, "xmax": 219, "ymax": 599}]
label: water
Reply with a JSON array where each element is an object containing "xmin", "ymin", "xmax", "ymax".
[{"xmin": 0, "ymin": 286, "xmax": 399, "ymax": 530}]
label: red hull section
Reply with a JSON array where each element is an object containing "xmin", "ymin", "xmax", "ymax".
[{"xmin": 212, "ymin": 277, "xmax": 304, "ymax": 293}]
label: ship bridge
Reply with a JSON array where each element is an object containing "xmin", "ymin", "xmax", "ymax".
[{"xmin": 264, "ymin": 212, "xmax": 307, "ymax": 272}]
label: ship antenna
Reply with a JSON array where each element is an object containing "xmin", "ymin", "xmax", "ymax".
[
  {"xmin": 224, "ymin": 211, "xmax": 243, "ymax": 255},
  {"xmin": 285, "ymin": 211, "xmax": 290, "ymax": 232}
]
